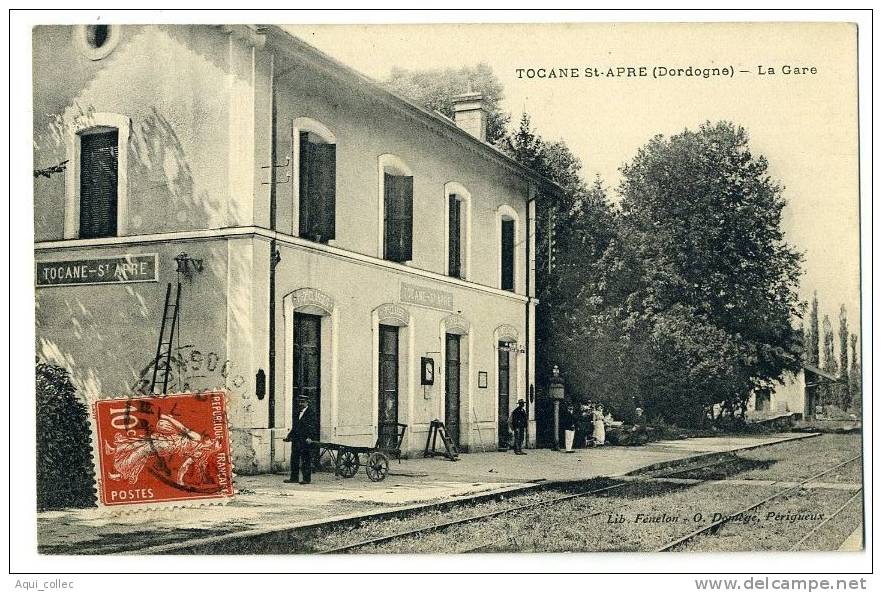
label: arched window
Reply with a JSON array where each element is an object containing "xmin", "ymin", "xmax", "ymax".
[
  {"xmin": 293, "ymin": 118, "xmax": 336, "ymax": 243},
  {"xmin": 497, "ymin": 205, "xmax": 519, "ymax": 291},
  {"xmin": 378, "ymin": 154, "xmax": 414, "ymax": 262},
  {"xmin": 444, "ymin": 182, "xmax": 472, "ymax": 280},
  {"xmin": 64, "ymin": 112, "xmax": 130, "ymax": 239}
]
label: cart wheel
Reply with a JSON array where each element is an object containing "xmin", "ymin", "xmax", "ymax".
[
  {"xmin": 338, "ymin": 449, "xmax": 360, "ymax": 478},
  {"xmin": 317, "ymin": 449, "xmax": 336, "ymax": 472},
  {"xmin": 366, "ymin": 451, "xmax": 390, "ymax": 482}
]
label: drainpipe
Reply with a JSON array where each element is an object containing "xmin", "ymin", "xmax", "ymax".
[
  {"xmin": 525, "ymin": 190, "xmax": 535, "ymax": 448},
  {"xmin": 268, "ymin": 85, "xmax": 278, "ymax": 433}
]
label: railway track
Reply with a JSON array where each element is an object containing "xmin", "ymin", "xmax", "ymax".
[
  {"xmin": 654, "ymin": 454, "xmax": 862, "ymax": 552},
  {"xmin": 317, "ymin": 480, "xmax": 628, "ymax": 554},
  {"xmin": 316, "ymin": 451, "xmax": 786, "ymax": 554},
  {"xmin": 788, "ymin": 489, "xmax": 863, "ymax": 551}
]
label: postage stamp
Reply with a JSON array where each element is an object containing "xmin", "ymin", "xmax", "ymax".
[{"xmin": 92, "ymin": 391, "xmax": 234, "ymax": 507}]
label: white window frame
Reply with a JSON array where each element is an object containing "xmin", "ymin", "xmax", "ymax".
[
  {"xmin": 496, "ymin": 204, "xmax": 520, "ymax": 292},
  {"xmin": 292, "ymin": 117, "xmax": 337, "ymax": 240},
  {"xmin": 443, "ymin": 182, "xmax": 472, "ymax": 281},
  {"xmin": 377, "ymin": 154, "xmax": 414, "ymax": 260},
  {"xmin": 64, "ymin": 112, "xmax": 130, "ymax": 240},
  {"xmin": 73, "ymin": 24, "xmax": 122, "ymax": 61}
]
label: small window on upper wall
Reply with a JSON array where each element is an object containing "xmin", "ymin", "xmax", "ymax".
[
  {"xmin": 75, "ymin": 24, "xmax": 122, "ymax": 60},
  {"xmin": 78, "ymin": 128, "xmax": 119, "ymax": 239},
  {"xmin": 298, "ymin": 130, "xmax": 336, "ymax": 243}
]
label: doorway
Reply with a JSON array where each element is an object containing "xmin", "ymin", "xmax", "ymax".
[
  {"xmin": 498, "ymin": 342, "xmax": 510, "ymax": 447},
  {"xmin": 293, "ymin": 313, "xmax": 321, "ymax": 433},
  {"xmin": 445, "ymin": 333, "xmax": 461, "ymax": 446},
  {"xmin": 378, "ymin": 324, "xmax": 399, "ymax": 448}
]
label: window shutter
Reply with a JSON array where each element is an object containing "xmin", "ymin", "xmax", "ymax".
[
  {"xmin": 398, "ymin": 176, "xmax": 413, "ymax": 261},
  {"xmin": 79, "ymin": 130, "xmax": 118, "ymax": 239},
  {"xmin": 315, "ymin": 143, "xmax": 336, "ymax": 241},
  {"xmin": 384, "ymin": 174, "xmax": 413, "ymax": 262},
  {"xmin": 298, "ymin": 132, "xmax": 315, "ymax": 239},
  {"xmin": 501, "ymin": 218, "xmax": 515, "ymax": 290},
  {"xmin": 383, "ymin": 173, "xmax": 398, "ymax": 261},
  {"xmin": 448, "ymin": 196, "xmax": 461, "ymax": 277}
]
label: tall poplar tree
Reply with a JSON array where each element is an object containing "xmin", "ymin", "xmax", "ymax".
[
  {"xmin": 838, "ymin": 305, "xmax": 850, "ymax": 408},
  {"xmin": 820, "ymin": 315, "xmax": 838, "ymax": 407},
  {"xmin": 807, "ymin": 292, "xmax": 820, "ymax": 367},
  {"xmin": 849, "ymin": 333, "xmax": 862, "ymax": 412}
]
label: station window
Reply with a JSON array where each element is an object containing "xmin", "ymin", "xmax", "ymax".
[
  {"xmin": 75, "ymin": 24, "xmax": 122, "ymax": 61},
  {"xmin": 298, "ymin": 131, "xmax": 336, "ymax": 242},
  {"xmin": 448, "ymin": 194, "xmax": 463, "ymax": 278},
  {"xmin": 500, "ymin": 217, "xmax": 515, "ymax": 291},
  {"xmin": 78, "ymin": 128, "xmax": 119, "ymax": 239},
  {"xmin": 293, "ymin": 119, "xmax": 337, "ymax": 243},
  {"xmin": 379, "ymin": 155, "xmax": 414, "ymax": 263}
]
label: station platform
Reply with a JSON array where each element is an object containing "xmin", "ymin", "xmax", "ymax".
[{"xmin": 36, "ymin": 432, "xmax": 814, "ymax": 554}]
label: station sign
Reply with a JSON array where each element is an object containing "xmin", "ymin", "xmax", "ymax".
[
  {"xmin": 400, "ymin": 282, "xmax": 455, "ymax": 312},
  {"xmin": 36, "ymin": 254, "xmax": 158, "ymax": 287}
]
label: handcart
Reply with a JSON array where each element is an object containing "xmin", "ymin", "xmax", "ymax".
[{"xmin": 313, "ymin": 422, "xmax": 407, "ymax": 482}]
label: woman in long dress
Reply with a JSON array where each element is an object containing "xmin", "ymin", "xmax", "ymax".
[{"xmin": 592, "ymin": 404, "xmax": 606, "ymax": 446}]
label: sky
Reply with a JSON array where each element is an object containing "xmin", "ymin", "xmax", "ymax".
[{"xmin": 284, "ymin": 22, "xmax": 861, "ymax": 341}]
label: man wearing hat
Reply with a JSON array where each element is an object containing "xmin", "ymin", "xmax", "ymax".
[
  {"xmin": 509, "ymin": 399, "xmax": 528, "ymax": 455},
  {"xmin": 283, "ymin": 395, "xmax": 318, "ymax": 484}
]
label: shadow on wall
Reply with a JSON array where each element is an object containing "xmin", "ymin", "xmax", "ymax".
[
  {"xmin": 36, "ymin": 243, "xmax": 231, "ymax": 403},
  {"xmin": 128, "ymin": 106, "xmax": 228, "ymax": 233}
]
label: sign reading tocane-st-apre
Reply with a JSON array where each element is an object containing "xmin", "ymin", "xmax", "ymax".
[
  {"xmin": 36, "ymin": 254, "xmax": 158, "ymax": 287},
  {"xmin": 400, "ymin": 282, "xmax": 455, "ymax": 312}
]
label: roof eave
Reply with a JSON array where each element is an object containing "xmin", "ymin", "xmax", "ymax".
[{"xmin": 262, "ymin": 25, "xmax": 564, "ymax": 197}]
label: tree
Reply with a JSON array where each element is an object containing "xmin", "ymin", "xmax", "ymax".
[
  {"xmin": 384, "ymin": 64, "xmax": 510, "ymax": 145},
  {"xmin": 849, "ymin": 333, "xmax": 862, "ymax": 412},
  {"xmin": 820, "ymin": 314, "xmax": 838, "ymax": 407},
  {"xmin": 838, "ymin": 305, "xmax": 850, "ymax": 408},
  {"xmin": 615, "ymin": 122, "xmax": 804, "ymax": 424},
  {"xmin": 500, "ymin": 113, "xmax": 623, "ymax": 405},
  {"xmin": 806, "ymin": 292, "xmax": 820, "ymax": 367},
  {"xmin": 36, "ymin": 361, "xmax": 96, "ymax": 509}
]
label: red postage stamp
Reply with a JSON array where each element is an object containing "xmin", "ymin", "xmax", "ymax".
[{"xmin": 93, "ymin": 391, "xmax": 234, "ymax": 507}]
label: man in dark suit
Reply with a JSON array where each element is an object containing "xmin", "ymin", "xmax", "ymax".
[
  {"xmin": 509, "ymin": 399, "xmax": 528, "ymax": 455},
  {"xmin": 283, "ymin": 395, "xmax": 317, "ymax": 484}
]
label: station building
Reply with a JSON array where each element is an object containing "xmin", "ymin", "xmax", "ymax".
[{"xmin": 33, "ymin": 25, "xmax": 558, "ymax": 473}]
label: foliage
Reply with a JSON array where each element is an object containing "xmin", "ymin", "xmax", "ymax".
[
  {"xmin": 806, "ymin": 292, "xmax": 820, "ymax": 366},
  {"xmin": 36, "ymin": 361, "xmax": 96, "ymax": 509},
  {"xmin": 838, "ymin": 305, "xmax": 850, "ymax": 408},
  {"xmin": 387, "ymin": 63, "xmax": 806, "ymax": 430},
  {"xmin": 384, "ymin": 64, "xmax": 510, "ymax": 145},
  {"xmin": 820, "ymin": 315, "xmax": 838, "ymax": 407},
  {"xmin": 611, "ymin": 122, "xmax": 804, "ymax": 424},
  {"xmin": 849, "ymin": 333, "xmax": 862, "ymax": 412}
]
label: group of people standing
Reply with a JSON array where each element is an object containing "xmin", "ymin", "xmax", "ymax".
[{"xmin": 561, "ymin": 402, "xmax": 607, "ymax": 451}]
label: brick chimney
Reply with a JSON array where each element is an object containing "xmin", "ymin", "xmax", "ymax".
[{"xmin": 451, "ymin": 92, "xmax": 488, "ymax": 142}]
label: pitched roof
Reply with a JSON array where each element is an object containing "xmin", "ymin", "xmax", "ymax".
[
  {"xmin": 803, "ymin": 364, "xmax": 841, "ymax": 382},
  {"xmin": 262, "ymin": 25, "xmax": 564, "ymax": 197}
]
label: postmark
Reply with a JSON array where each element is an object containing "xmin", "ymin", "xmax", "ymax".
[{"xmin": 92, "ymin": 392, "xmax": 234, "ymax": 507}]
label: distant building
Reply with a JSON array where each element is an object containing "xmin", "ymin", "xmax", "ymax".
[
  {"xmin": 748, "ymin": 364, "xmax": 840, "ymax": 419},
  {"xmin": 33, "ymin": 25, "xmax": 559, "ymax": 473}
]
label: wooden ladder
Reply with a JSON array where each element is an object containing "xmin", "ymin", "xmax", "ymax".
[{"xmin": 149, "ymin": 282, "xmax": 181, "ymax": 394}]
